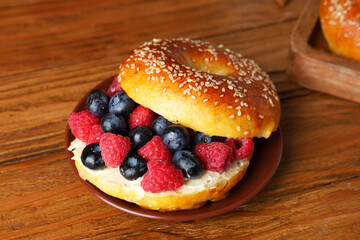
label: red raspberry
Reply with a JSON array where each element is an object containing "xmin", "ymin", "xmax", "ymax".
[
  {"xmin": 223, "ymin": 139, "xmax": 235, "ymax": 169},
  {"xmin": 194, "ymin": 142, "xmax": 232, "ymax": 172},
  {"xmin": 68, "ymin": 110, "xmax": 99, "ymax": 142},
  {"xmin": 138, "ymin": 136, "xmax": 171, "ymax": 162},
  {"xmin": 128, "ymin": 105, "xmax": 154, "ymax": 130},
  {"xmin": 141, "ymin": 159, "xmax": 184, "ymax": 193},
  {"xmin": 86, "ymin": 124, "xmax": 104, "ymax": 145},
  {"xmin": 224, "ymin": 138, "xmax": 236, "ymax": 159},
  {"xmin": 99, "ymin": 133, "xmax": 131, "ymax": 168},
  {"xmin": 225, "ymin": 138, "xmax": 254, "ymax": 160},
  {"xmin": 106, "ymin": 75, "xmax": 123, "ymax": 98}
]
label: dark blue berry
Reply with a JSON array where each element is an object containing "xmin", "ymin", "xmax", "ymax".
[
  {"xmin": 101, "ymin": 113, "xmax": 127, "ymax": 135},
  {"xmin": 86, "ymin": 90, "xmax": 109, "ymax": 117},
  {"xmin": 109, "ymin": 91, "xmax": 136, "ymax": 117},
  {"xmin": 161, "ymin": 125, "xmax": 190, "ymax": 153},
  {"xmin": 193, "ymin": 131, "xmax": 220, "ymax": 146},
  {"xmin": 151, "ymin": 116, "xmax": 172, "ymax": 136},
  {"xmin": 120, "ymin": 154, "xmax": 147, "ymax": 180},
  {"xmin": 128, "ymin": 125, "xmax": 153, "ymax": 149},
  {"xmin": 81, "ymin": 143, "xmax": 105, "ymax": 169},
  {"xmin": 172, "ymin": 150, "xmax": 204, "ymax": 179}
]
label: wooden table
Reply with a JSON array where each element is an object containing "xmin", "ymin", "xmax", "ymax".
[{"xmin": 1, "ymin": 0, "xmax": 359, "ymax": 239}]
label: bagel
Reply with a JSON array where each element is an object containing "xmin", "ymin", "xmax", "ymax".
[
  {"xmin": 68, "ymin": 38, "xmax": 280, "ymax": 211},
  {"xmin": 119, "ymin": 38, "xmax": 280, "ymax": 139},
  {"xmin": 320, "ymin": 0, "xmax": 360, "ymax": 62},
  {"xmin": 69, "ymin": 138, "xmax": 250, "ymax": 211}
]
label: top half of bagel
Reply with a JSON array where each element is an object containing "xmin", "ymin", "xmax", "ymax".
[{"xmin": 118, "ymin": 38, "xmax": 280, "ymax": 139}]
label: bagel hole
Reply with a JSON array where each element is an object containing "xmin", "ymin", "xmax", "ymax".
[{"xmin": 181, "ymin": 52, "xmax": 236, "ymax": 77}]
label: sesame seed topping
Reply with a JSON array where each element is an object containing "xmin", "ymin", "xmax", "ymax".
[
  {"xmin": 244, "ymin": 131, "xmax": 249, "ymax": 135},
  {"xmin": 119, "ymin": 38, "xmax": 280, "ymax": 133}
]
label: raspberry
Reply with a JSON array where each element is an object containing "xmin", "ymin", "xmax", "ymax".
[
  {"xmin": 141, "ymin": 159, "xmax": 184, "ymax": 193},
  {"xmin": 194, "ymin": 142, "xmax": 232, "ymax": 172},
  {"xmin": 68, "ymin": 110, "xmax": 99, "ymax": 142},
  {"xmin": 225, "ymin": 138, "xmax": 254, "ymax": 160},
  {"xmin": 138, "ymin": 136, "xmax": 171, "ymax": 162},
  {"xmin": 99, "ymin": 133, "xmax": 131, "ymax": 168},
  {"xmin": 224, "ymin": 138, "xmax": 236, "ymax": 159},
  {"xmin": 86, "ymin": 124, "xmax": 104, "ymax": 145},
  {"xmin": 223, "ymin": 139, "xmax": 235, "ymax": 169},
  {"xmin": 128, "ymin": 105, "xmax": 154, "ymax": 130},
  {"xmin": 106, "ymin": 75, "xmax": 123, "ymax": 98}
]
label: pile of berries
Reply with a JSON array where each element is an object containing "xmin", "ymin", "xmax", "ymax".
[{"xmin": 68, "ymin": 76, "xmax": 254, "ymax": 193}]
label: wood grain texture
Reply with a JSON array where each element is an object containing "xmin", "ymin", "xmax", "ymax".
[{"xmin": 0, "ymin": 0, "xmax": 359, "ymax": 239}]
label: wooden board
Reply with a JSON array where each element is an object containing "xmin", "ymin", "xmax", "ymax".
[
  {"xmin": 287, "ymin": 0, "xmax": 360, "ymax": 103},
  {"xmin": 1, "ymin": 0, "xmax": 360, "ymax": 239}
]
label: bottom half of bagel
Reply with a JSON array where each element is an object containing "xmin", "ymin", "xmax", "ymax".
[{"xmin": 68, "ymin": 138, "xmax": 251, "ymax": 211}]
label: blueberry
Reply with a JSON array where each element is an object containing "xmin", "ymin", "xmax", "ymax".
[
  {"xmin": 86, "ymin": 90, "xmax": 109, "ymax": 117},
  {"xmin": 101, "ymin": 113, "xmax": 127, "ymax": 135},
  {"xmin": 193, "ymin": 131, "xmax": 220, "ymax": 146},
  {"xmin": 81, "ymin": 143, "xmax": 105, "ymax": 169},
  {"xmin": 109, "ymin": 91, "xmax": 136, "ymax": 117},
  {"xmin": 128, "ymin": 125, "xmax": 153, "ymax": 149},
  {"xmin": 120, "ymin": 154, "xmax": 148, "ymax": 180},
  {"xmin": 151, "ymin": 116, "xmax": 172, "ymax": 136},
  {"xmin": 161, "ymin": 125, "xmax": 190, "ymax": 152},
  {"xmin": 172, "ymin": 150, "xmax": 204, "ymax": 179}
]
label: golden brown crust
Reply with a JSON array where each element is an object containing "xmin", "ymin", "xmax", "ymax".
[
  {"xmin": 118, "ymin": 38, "xmax": 280, "ymax": 139},
  {"xmin": 320, "ymin": 0, "xmax": 360, "ymax": 62}
]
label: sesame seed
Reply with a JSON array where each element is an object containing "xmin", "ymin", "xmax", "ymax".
[
  {"xmin": 119, "ymin": 38, "xmax": 279, "ymax": 120},
  {"xmin": 244, "ymin": 131, "xmax": 249, "ymax": 135},
  {"xmin": 229, "ymin": 115, "xmax": 235, "ymax": 119},
  {"xmin": 236, "ymin": 126, "xmax": 241, "ymax": 131}
]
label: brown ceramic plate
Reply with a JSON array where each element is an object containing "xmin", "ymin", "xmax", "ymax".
[{"xmin": 65, "ymin": 76, "xmax": 283, "ymax": 221}]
